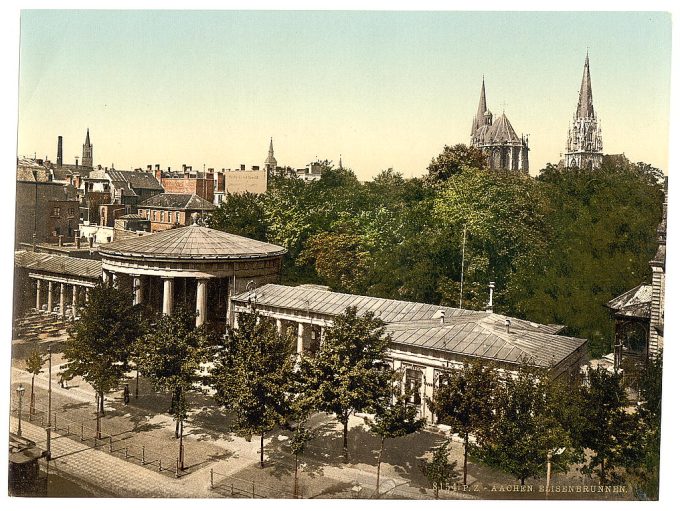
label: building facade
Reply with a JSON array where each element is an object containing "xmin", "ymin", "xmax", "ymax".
[
  {"xmin": 563, "ymin": 54, "xmax": 603, "ymax": 169},
  {"xmin": 470, "ymin": 79, "xmax": 530, "ymax": 172},
  {"xmin": 137, "ymin": 193, "xmax": 216, "ymax": 232}
]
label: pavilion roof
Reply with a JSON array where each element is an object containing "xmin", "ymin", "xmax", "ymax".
[{"xmin": 99, "ymin": 224, "xmax": 286, "ymax": 260}]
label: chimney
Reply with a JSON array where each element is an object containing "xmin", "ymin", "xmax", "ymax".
[
  {"xmin": 505, "ymin": 318, "xmax": 511, "ymax": 334},
  {"xmin": 88, "ymin": 236, "xmax": 94, "ymax": 248},
  {"xmin": 75, "ymin": 156, "xmax": 79, "ymax": 168},
  {"xmin": 240, "ymin": 164, "xmax": 246, "ymax": 171},
  {"xmin": 155, "ymin": 166, "xmax": 162, "ymax": 182},
  {"xmin": 147, "ymin": 164, "xmax": 152, "ymax": 171},
  {"xmin": 58, "ymin": 235, "xmax": 63, "ymax": 247},
  {"xmin": 182, "ymin": 164, "xmax": 187, "ymax": 173},
  {"xmin": 75, "ymin": 230, "xmax": 81, "ymax": 249},
  {"xmin": 435, "ymin": 310, "xmax": 445, "ymax": 325},
  {"xmin": 57, "ymin": 136, "xmax": 63, "ymax": 167},
  {"xmin": 485, "ymin": 282, "xmax": 495, "ymax": 313}
]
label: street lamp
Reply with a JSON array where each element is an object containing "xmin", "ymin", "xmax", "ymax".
[{"xmin": 16, "ymin": 383, "xmax": 25, "ymax": 436}]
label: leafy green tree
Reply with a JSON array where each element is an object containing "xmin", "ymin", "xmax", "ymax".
[
  {"xmin": 526, "ymin": 156, "xmax": 664, "ymax": 355},
  {"xmin": 364, "ymin": 379, "xmax": 426, "ymax": 498},
  {"xmin": 629, "ymin": 352, "xmax": 663, "ymax": 499},
  {"xmin": 433, "ymin": 167, "xmax": 551, "ymax": 311},
  {"xmin": 211, "ymin": 308, "xmax": 296, "ymax": 468},
  {"xmin": 428, "ymin": 360, "xmax": 498, "ymax": 484},
  {"xmin": 24, "ymin": 350, "xmax": 43, "ymax": 416},
  {"xmin": 290, "ymin": 422, "xmax": 314, "ymax": 498},
  {"xmin": 207, "ymin": 191, "xmax": 267, "ymax": 241},
  {"xmin": 475, "ymin": 366, "xmax": 580, "ymax": 486},
  {"xmin": 420, "ymin": 440, "xmax": 460, "ymax": 499},
  {"xmin": 299, "ymin": 306, "xmax": 392, "ymax": 463},
  {"xmin": 578, "ymin": 365, "xmax": 641, "ymax": 484},
  {"xmin": 427, "ymin": 144, "xmax": 487, "ymax": 183},
  {"xmin": 135, "ymin": 308, "xmax": 214, "ymax": 467},
  {"xmin": 63, "ymin": 284, "xmax": 145, "ymax": 438}
]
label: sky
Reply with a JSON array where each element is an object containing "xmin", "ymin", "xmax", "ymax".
[{"xmin": 15, "ymin": 10, "xmax": 672, "ymax": 180}]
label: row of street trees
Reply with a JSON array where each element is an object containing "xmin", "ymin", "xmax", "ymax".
[{"xmin": 60, "ymin": 284, "xmax": 662, "ymax": 498}]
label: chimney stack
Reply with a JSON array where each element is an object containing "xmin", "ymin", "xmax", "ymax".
[
  {"xmin": 485, "ymin": 282, "xmax": 495, "ymax": 313},
  {"xmin": 505, "ymin": 318, "xmax": 511, "ymax": 334},
  {"xmin": 57, "ymin": 136, "xmax": 63, "ymax": 167},
  {"xmin": 58, "ymin": 235, "xmax": 63, "ymax": 247}
]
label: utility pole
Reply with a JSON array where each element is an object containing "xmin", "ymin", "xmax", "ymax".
[{"xmin": 46, "ymin": 344, "xmax": 52, "ymax": 459}]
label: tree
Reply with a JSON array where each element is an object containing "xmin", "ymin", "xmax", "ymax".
[
  {"xmin": 207, "ymin": 191, "xmax": 267, "ymax": 241},
  {"xmin": 428, "ymin": 360, "xmax": 498, "ymax": 484},
  {"xmin": 629, "ymin": 352, "xmax": 663, "ymax": 499},
  {"xmin": 299, "ymin": 306, "xmax": 392, "ymax": 463},
  {"xmin": 364, "ymin": 379, "xmax": 426, "ymax": 498},
  {"xmin": 211, "ymin": 307, "xmax": 296, "ymax": 468},
  {"xmin": 24, "ymin": 350, "xmax": 43, "ymax": 417},
  {"xmin": 290, "ymin": 422, "xmax": 314, "ymax": 498},
  {"xmin": 578, "ymin": 365, "xmax": 640, "ymax": 484},
  {"xmin": 135, "ymin": 308, "xmax": 214, "ymax": 468},
  {"xmin": 426, "ymin": 144, "xmax": 487, "ymax": 183},
  {"xmin": 63, "ymin": 284, "xmax": 145, "ymax": 438},
  {"xmin": 475, "ymin": 366, "xmax": 580, "ymax": 486},
  {"xmin": 420, "ymin": 440, "xmax": 460, "ymax": 499}
]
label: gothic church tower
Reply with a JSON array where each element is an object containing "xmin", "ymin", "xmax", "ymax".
[
  {"xmin": 82, "ymin": 128, "xmax": 93, "ymax": 169},
  {"xmin": 564, "ymin": 53, "xmax": 603, "ymax": 169},
  {"xmin": 264, "ymin": 137, "xmax": 277, "ymax": 172}
]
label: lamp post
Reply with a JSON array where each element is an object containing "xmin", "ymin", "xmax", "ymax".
[
  {"xmin": 46, "ymin": 345, "xmax": 52, "ymax": 460},
  {"xmin": 16, "ymin": 384, "xmax": 25, "ymax": 436}
]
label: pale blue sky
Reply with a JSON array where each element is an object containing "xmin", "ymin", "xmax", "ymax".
[{"xmin": 17, "ymin": 10, "xmax": 672, "ymax": 178}]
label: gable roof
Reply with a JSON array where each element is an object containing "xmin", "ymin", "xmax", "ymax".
[
  {"xmin": 606, "ymin": 284, "xmax": 652, "ymax": 319},
  {"xmin": 106, "ymin": 170, "xmax": 163, "ymax": 191},
  {"xmin": 138, "ymin": 193, "xmax": 216, "ymax": 210}
]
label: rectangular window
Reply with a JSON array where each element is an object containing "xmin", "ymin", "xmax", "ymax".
[
  {"xmin": 52, "ymin": 207, "xmax": 61, "ymax": 217},
  {"xmin": 176, "ymin": 212, "xmax": 180, "ymax": 223}
]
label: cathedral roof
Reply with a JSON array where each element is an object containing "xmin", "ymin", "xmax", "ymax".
[
  {"xmin": 471, "ymin": 78, "xmax": 488, "ymax": 136},
  {"xmin": 485, "ymin": 112, "xmax": 522, "ymax": 144}
]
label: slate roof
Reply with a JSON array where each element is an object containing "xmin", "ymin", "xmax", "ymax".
[
  {"xmin": 232, "ymin": 284, "xmax": 582, "ymax": 368},
  {"xmin": 107, "ymin": 170, "xmax": 163, "ymax": 191},
  {"xmin": 485, "ymin": 112, "xmax": 522, "ymax": 144},
  {"xmin": 139, "ymin": 193, "xmax": 216, "ymax": 210},
  {"xmin": 99, "ymin": 225, "xmax": 286, "ymax": 260},
  {"xmin": 606, "ymin": 284, "xmax": 652, "ymax": 319},
  {"xmin": 15, "ymin": 251, "xmax": 102, "ymax": 279}
]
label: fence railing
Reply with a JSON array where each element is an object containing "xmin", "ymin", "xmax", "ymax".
[{"xmin": 208, "ymin": 468, "xmax": 297, "ymax": 499}]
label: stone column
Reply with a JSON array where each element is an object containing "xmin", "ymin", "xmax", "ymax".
[
  {"xmin": 297, "ymin": 323, "xmax": 305, "ymax": 355},
  {"xmin": 162, "ymin": 277, "xmax": 174, "ymax": 315},
  {"xmin": 234, "ymin": 312, "xmax": 240, "ymax": 330},
  {"xmin": 35, "ymin": 279, "xmax": 42, "ymax": 310},
  {"xmin": 111, "ymin": 273, "xmax": 119, "ymax": 289},
  {"xmin": 102, "ymin": 269, "xmax": 111, "ymax": 286},
  {"xmin": 276, "ymin": 318, "xmax": 282, "ymax": 334},
  {"xmin": 47, "ymin": 281, "xmax": 53, "ymax": 313},
  {"xmin": 72, "ymin": 285, "xmax": 78, "ymax": 319},
  {"xmin": 132, "ymin": 275, "xmax": 143, "ymax": 305},
  {"xmin": 85, "ymin": 287, "xmax": 90, "ymax": 303},
  {"xmin": 196, "ymin": 278, "xmax": 208, "ymax": 327},
  {"xmin": 59, "ymin": 283, "xmax": 66, "ymax": 319}
]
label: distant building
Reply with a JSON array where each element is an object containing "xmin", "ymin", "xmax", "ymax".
[
  {"xmin": 106, "ymin": 169, "xmax": 164, "ymax": 207},
  {"xmin": 114, "ymin": 213, "xmax": 151, "ymax": 233},
  {"xmin": 82, "ymin": 128, "xmax": 93, "ymax": 169},
  {"xmin": 563, "ymin": 53, "xmax": 603, "ymax": 169},
  {"xmin": 296, "ymin": 162, "xmax": 324, "ymax": 182},
  {"xmin": 470, "ymin": 78, "xmax": 530, "ymax": 172},
  {"xmin": 264, "ymin": 138, "xmax": 277, "ymax": 173},
  {"xmin": 15, "ymin": 158, "xmax": 79, "ymax": 247},
  {"xmin": 154, "ymin": 164, "xmax": 214, "ymax": 203},
  {"xmin": 137, "ymin": 193, "xmax": 216, "ymax": 232}
]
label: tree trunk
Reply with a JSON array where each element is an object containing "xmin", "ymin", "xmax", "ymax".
[
  {"xmin": 463, "ymin": 432, "xmax": 469, "ymax": 485},
  {"xmin": 99, "ymin": 391, "xmax": 105, "ymax": 416},
  {"xmin": 260, "ymin": 433, "xmax": 265, "ymax": 468},
  {"xmin": 375, "ymin": 436, "xmax": 385, "ymax": 499},
  {"xmin": 30, "ymin": 375, "xmax": 35, "ymax": 416},
  {"xmin": 178, "ymin": 419, "xmax": 184, "ymax": 469},
  {"xmin": 294, "ymin": 453, "xmax": 299, "ymax": 498},
  {"xmin": 95, "ymin": 392, "xmax": 102, "ymax": 439},
  {"xmin": 174, "ymin": 388, "xmax": 181, "ymax": 439},
  {"xmin": 600, "ymin": 460, "xmax": 605, "ymax": 485},
  {"xmin": 342, "ymin": 418, "xmax": 349, "ymax": 463}
]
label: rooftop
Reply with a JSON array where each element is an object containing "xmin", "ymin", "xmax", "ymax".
[
  {"xmin": 15, "ymin": 251, "xmax": 102, "ymax": 279},
  {"xmin": 606, "ymin": 284, "xmax": 652, "ymax": 319},
  {"xmin": 231, "ymin": 284, "xmax": 583, "ymax": 368},
  {"xmin": 99, "ymin": 224, "xmax": 286, "ymax": 260},
  {"xmin": 139, "ymin": 193, "xmax": 216, "ymax": 210},
  {"xmin": 107, "ymin": 169, "xmax": 163, "ymax": 191}
]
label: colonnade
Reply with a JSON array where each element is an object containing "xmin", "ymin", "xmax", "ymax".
[{"xmin": 33, "ymin": 277, "xmax": 92, "ymax": 320}]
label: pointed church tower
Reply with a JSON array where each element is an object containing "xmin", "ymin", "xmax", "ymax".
[
  {"xmin": 564, "ymin": 53, "xmax": 603, "ymax": 169},
  {"xmin": 82, "ymin": 128, "xmax": 93, "ymax": 169},
  {"xmin": 264, "ymin": 137, "xmax": 277, "ymax": 171},
  {"xmin": 471, "ymin": 78, "xmax": 492, "ymax": 139}
]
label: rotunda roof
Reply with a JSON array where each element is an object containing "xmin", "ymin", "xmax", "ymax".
[{"xmin": 99, "ymin": 225, "xmax": 286, "ymax": 261}]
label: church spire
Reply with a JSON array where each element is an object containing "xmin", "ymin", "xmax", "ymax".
[
  {"xmin": 576, "ymin": 53, "xmax": 595, "ymax": 118},
  {"xmin": 82, "ymin": 128, "xmax": 93, "ymax": 168},
  {"xmin": 471, "ymin": 77, "xmax": 491, "ymax": 136},
  {"xmin": 264, "ymin": 137, "xmax": 277, "ymax": 170},
  {"xmin": 85, "ymin": 128, "xmax": 91, "ymax": 146}
]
